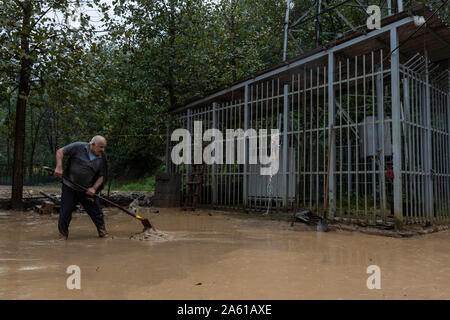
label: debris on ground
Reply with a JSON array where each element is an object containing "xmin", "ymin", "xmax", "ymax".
[
  {"xmin": 333, "ymin": 222, "xmax": 450, "ymax": 238},
  {"xmin": 130, "ymin": 192, "xmax": 154, "ymax": 206},
  {"xmin": 293, "ymin": 210, "xmax": 315, "ymax": 224},
  {"xmin": 129, "ymin": 228, "xmax": 173, "ymax": 242},
  {"xmin": 290, "ymin": 210, "xmax": 329, "ymax": 232},
  {"xmin": 293, "ymin": 210, "xmax": 324, "ymax": 224},
  {"xmin": 34, "ymin": 201, "xmax": 56, "ymax": 215}
]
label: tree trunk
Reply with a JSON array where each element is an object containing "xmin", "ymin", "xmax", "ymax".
[
  {"xmin": 11, "ymin": 1, "xmax": 32, "ymax": 209},
  {"xmin": 28, "ymin": 104, "xmax": 34, "ymax": 181}
]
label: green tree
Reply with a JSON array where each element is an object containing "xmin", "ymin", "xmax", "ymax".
[{"xmin": 0, "ymin": 0, "xmax": 101, "ymax": 208}]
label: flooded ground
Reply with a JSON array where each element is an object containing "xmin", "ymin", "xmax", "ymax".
[{"xmin": 1, "ymin": 205, "xmax": 450, "ymax": 300}]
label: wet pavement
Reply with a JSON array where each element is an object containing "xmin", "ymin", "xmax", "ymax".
[{"xmin": 0, "ymin": 206, "xmax": 450, "ymax": 299}]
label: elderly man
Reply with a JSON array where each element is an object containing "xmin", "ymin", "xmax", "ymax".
[{"xmin": 54, "ymin": 136, "xmax": 109, "ymax": 240}]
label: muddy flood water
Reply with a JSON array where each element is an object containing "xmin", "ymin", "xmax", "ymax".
[{"xmin": 1, "ymin": 206, "xmax": 450, "ymax": 299}]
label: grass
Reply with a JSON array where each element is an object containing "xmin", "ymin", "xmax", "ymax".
[
  {"xmin": 109, "ymin": 165, "xmax": 165, "ymax": 191},
  {"xmin": 109, "ymin": 175, "xmax": 156, "ymax": 192}
]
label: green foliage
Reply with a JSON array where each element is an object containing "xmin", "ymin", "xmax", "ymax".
[
  {"xmin": 1, "ymin": 0, "xmax": 448, "ymax": 187},
  {"xmin": 111, "ymin": 175, "xmax": 156, "ymax": 192}
]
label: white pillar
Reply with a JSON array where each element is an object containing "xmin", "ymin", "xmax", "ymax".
[
  {"xmin": 390, "ymin": 27, "xmax": 403, "ymax": 224},
  {"xmin": 327, "ymin": 52, "xmax": 336, "ymax": 218}
]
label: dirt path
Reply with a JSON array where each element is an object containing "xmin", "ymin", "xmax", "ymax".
[{"xmin": 0, "ymin": 206, "xmax": 449, "ymax": 299}]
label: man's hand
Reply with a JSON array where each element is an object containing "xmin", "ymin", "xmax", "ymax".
[
  {"xmin": 86, "ymin": 187, "xmax": 96, "ymax": 196},
  {"xmin": 54, "ymin": 166, "xmax": 63, "ymax": 177}
]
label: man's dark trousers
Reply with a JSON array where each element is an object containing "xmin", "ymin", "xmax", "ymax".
[{"xmin": 58, "ymin": 184, "xmax": 105, "ymax": 236}]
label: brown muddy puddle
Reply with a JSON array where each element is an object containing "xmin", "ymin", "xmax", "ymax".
[{"xmin": 0, "ymin": 207, "xmax": 449, "ymax": 299}]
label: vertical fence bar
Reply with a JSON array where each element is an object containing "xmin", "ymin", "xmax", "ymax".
[
  {"xmin": 283, "ymin": 83, "xmax": 289, "ymax": 209},
  {"xmin": 310, "ymin": 69, "xmax": 313, "ymax": 209},
  {"xmin": 424, "ymin": 51, "xmax": 434, "ymax": 223},
  {"xmin": 444, "ymin": 69, "xmax": 450, "ymax": 218},
  {"xmin": 420, "ymin": 73, "xmax": 425, "ymax": 222},
  {"xmin": 402, "ymin": 77, "xmax": 411, "ymax": 221},
  {"xmin": 438, "ymin": 87, "xmax": 444, "ymax": 221},
  {"xmin": 233, "ymin": 101, "xmax": 236, "ymax": 207},
  {"xmin": 370, "ymin": 57, "xmax": 376, "ymax": 221},
  {"xmin": 212, "ymin": 102, "xmax": 218, "ymax": 206},
  {"xmin": 411, "ymin": 69, "xmax": 417, "ymax": 222},
  {"xmin": 447, "ymin": 70, "xmax": 450, "ymax": 218},
  {"xmin": 219, "ymin": 104, "xmax": 222, "ymax": 206},
  {"xmin": 226, "ymin": 103, "xmax": 230, "ymax": 206},
  {"xmin": 303, "ymin": 71, "xmax": 307, "ymax": 207},
  {"xmin": 390, "ymin": 26, "xmax": 403, "ymax": 225},
  {"xmin": 328, "ymin": 52, "xmax": 336, "ymax": 218},
  {"xmin": 243, "ymin": 85, "xmax": 249, "ymax": 208},
  {"xmin": 355, "ymin": 56, "xmax": 359, "ymax": 216},
  {"xmin": 363, "ymin": 55, "xmax": 368, "ymax": 219},
  {"xmin": 316, "ymin": 67, "xmax": 319, "ymax": 208},
  {"xmin": 296, "ymin": 74, "xmax": 301, "ymax": 210},
  {"xmin": 377, "ymin": 60, "xmax": 387, "ymax": 219},
  {"xmin": 347, "ymin": 59, "xmax": 351, "ymax": 212},
  {"xmin": 259, "ymin": 84, "xmax": 263, "ymax": 209},
  {"xmin": 339, "ymin": 60, "xmax": 343, "ymax": 215}
]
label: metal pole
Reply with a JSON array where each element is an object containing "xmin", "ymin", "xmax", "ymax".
[
  {"xmin": 243, "ymin": 85, "xmax": 249, "ymax": 208},
  {"xmin": 447, "ymin": 69, "xmax": 450, "ymax": 218},
  {"xmin": 390, "ymin": 27, "xmax": 403, "ymax": 225},
  {"xmin": 283, "ymin": 0, "xmax": 290, "ymax": 61},
  {"xmin": 327, "ymin": 52, "xmax": 336, "ymax": 219},
  {"xmin": 283, "ymin": 84, "xmax": 289, "ymax": 209},
  {"xmin": 212, "ymin": 102, "xmax": 218, "ymax": 205},
  {"xmin": 424, "ymin": 51, "xmax": 434, "ymax": 223},
  {"xmin": 402, "ymin": 77, "xmax": 411, "ymax": 221}
]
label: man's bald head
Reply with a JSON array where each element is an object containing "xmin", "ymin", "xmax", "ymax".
[
  {"xmin": 90, "ymin": 135, "xmax": 106, "ymax": 145},
  {"xmin": 89, "ymin": 135, "xmax": 107, "ymax": 155}
]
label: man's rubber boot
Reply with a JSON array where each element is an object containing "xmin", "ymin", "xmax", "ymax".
[
  {"xmin": 58, "ymin": 231, "xmax": 68, "ymax": 241},
  {"xmin": 97, "ymin": 226, "xmax": 110, "ymax": 238}
]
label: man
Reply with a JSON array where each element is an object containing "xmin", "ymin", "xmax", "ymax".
[{"xmin": 54, "ymin": 135, "xmax": 109, "ymax": 240}]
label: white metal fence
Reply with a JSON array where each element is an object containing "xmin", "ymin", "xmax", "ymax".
[{"xmin": 169, "ymin": 26, "xmax": 450, "ymax": 225}]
